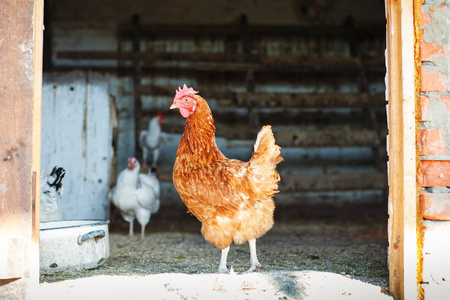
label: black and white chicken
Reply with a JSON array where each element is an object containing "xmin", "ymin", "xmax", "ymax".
[
  {"xmin": 40, "ymin": 166, "xmax": 66, "ymax": 221},
  {"xmin": 109, "ymin": 157, "xmax": 160, "ymax": 239},
  {"xmin": 139, "ymin": 113, "xmax": 165, "ymax": 171}
]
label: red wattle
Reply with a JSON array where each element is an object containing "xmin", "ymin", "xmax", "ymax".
[{"xmin": 180, "ymin": 107, "xmax": 190, "ymax": 118}]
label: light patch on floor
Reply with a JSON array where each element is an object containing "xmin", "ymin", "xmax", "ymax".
[{"xmin": 32, "ymin": 271, "xmax": 392, "ymax": 300}]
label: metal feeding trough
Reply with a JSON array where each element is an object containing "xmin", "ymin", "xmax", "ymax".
[{"xmin": 40, "ymin": 220, "xmax": 110, "ymax": 274}]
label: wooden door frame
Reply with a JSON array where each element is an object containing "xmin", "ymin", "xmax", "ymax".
[
  {"xmin": 0, "ymin": 0, "xmax": 418, "ymax": 299},
  {"xmin": 385, "ymin": 0, "xmax": 419, "ymax": 299},
  {"xmin": 0, "ymin": 0, "xmax": 43, "ymax": 298}
]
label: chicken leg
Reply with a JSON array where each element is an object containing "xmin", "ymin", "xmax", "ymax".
[
  {"xmin": 218, "ymin": 239, "xmax": 261, "ymax": 274},
  {"xmin": 141, "ymin": 224, "xmax": 146, "ymax": 240},
  {"xmin": 122, "ymin": 215, "xmax": 135, "ymax": 236},
  {"xmin": 128, "ymin": 222, "xmax": 134, "ymax": 236},
  {"xmin": 152, "ymin": 148, "xmax": 160, "ymax": 169},
  {"xmin": 218, "ymin": 245, "xmax": 230, "ymax": 274},
  {"xmin": 142, "ymin": 147, "xmax": 149, "ymax": 167},
  {"xmin": 245, "ymin": 238, "xmax": 261, "ymax": 273}
]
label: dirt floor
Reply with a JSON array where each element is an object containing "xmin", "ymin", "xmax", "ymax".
[{"xmin": 37, "ymin": 202, "xmax": 391, "ymax": 299}]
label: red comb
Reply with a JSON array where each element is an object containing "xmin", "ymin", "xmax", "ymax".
[{"xmin": 174, "ymin": 84, "xmax": 198, "ymax": 101}]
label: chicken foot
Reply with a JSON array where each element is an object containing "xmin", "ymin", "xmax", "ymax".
[{"xmin": 217, "ymin": 239, "xmax": 261, "ymax": 274}]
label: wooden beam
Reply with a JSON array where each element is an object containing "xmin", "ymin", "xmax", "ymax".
[
  {"xmin": 149, "ymin": 110, "xmax": 388, "ymax": 131},
  {"xmin": 221, "ymin": 128, "xmax": 380, "ymax": 147},
  {"xmin": 156, "ymin": 169, "xmax": 386, "ymax": 192},
  {"xmin": 164, "ymin": 126, "xmax": 383, "ymax": 148},
  {"xmin": 386, "ymin": 0, "xmax": 418, "ymax": 299},
  {"xmin": 278, "ymin": 173, "xmax": 387, "ymax": 193},
  {"xmin": 58, "ymin": 51, "xmax": 250, "ymax": 62},
  {"xmin": 135, "ymin": 85, "xmax": 235, "ymax": 103},
  {"xmin": 235, "ymin": 92, "xmax": 386, "ymax": 108},
  {"xmin": 135, "ymin": 85, "xmax": 386, "ymax": 108},
  {"xmin": 274, "ymin": 130, "xmax": 381, "ymax": 147},
  {"xmin": 117, "ymin": 23, "xmax": 386, "ymax": 39},
  {"xmin": 0, "ymin": 0, "xmax": 43, "ymax": 298},
  {"xmin": 31, "ymin": 0, "xmax": 44, "ymax": 290},
  {"xmin": 57, "ymin": 51, "xmax": 382, "ymax": 74},
  {"xmin": 51, "ymin": 62, "xmax": 385, "ymax": 75}
]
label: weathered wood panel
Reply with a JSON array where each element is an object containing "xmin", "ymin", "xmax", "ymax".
[
  {"xmin": 41, "ymin": 72, "xmax": 113, "ymax": 220},
  {"xmin": 0, "ymin": 0, "xmax": 43, "ymax": 297}
]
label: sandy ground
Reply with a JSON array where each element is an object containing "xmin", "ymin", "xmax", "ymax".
[
  {"xmin": 34, "ymin": 271, "xmax": 392, "ymax": 300},
  {"xmin": 36, "ymin": 203, "xmax": 392, "ymax": 299}
]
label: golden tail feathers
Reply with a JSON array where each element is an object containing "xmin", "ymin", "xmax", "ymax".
[{"xmin": 250, "ymin": 125, "xmax": 283, "ymax": 196}]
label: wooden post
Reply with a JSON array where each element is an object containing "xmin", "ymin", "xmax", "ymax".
[
  {"xmin": 0, "ymin": 0, "xmax": 43, "ymax": 298},
  {"xmin": 386, "ymin": 0, "xmax": 418, "ymax": 299}
]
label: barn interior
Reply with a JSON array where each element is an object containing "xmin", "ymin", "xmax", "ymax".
[{"xmin": 39, "ymin": 0, "xmax": 390, "ymax": 292}]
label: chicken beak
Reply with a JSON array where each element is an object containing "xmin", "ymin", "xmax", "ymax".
[{"xmin": 170, "ymin": 103, "xmax": 179, "ymax": 109}]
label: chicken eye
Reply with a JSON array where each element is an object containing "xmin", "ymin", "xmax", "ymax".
[{"xmin": 184, "ymin": 98, "xmax": 189, "ymax": 102}]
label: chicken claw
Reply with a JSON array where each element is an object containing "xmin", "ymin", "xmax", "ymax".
[{"xmin": 243, "ymin": 261, "xmax": 261, "ymax": 274}]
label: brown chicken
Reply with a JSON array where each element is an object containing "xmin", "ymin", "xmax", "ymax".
[{"xmin": 170, "ymin": 85, "xmax": 283, "ymax": 273}]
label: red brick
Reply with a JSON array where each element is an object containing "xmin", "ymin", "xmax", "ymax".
[
  {"xmin": 419, "ymin": 95, "xmax": 431, "ymax": 122},
  {"xmin": 419, "ymin": 161, "xmax": 450, "ymax": 187},
  {"xmin": 420, "ymin": 192, "xmax": 450, "ymax": 220},
  {"xmin": 421, "ymin": 65, "xmax": 448, "ymax": 92},
  {"xmin": 420, "ymin": 95, "xmax": 450, "ymax": 123},
  {"xmin": 418, "ymin": 129, "xmax": 450, "ymax": 156},
  {"xmin": 421, "ymin": 40, "xmax": 446, "ymax": 61}
]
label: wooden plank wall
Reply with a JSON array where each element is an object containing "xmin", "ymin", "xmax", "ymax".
[
  {"xmin": 41, "ymin": 72, "xmax": 113, "ymax": 220},
  {"xmin": 0, "ymin": 0, "xmax": 43, "ymax": 298}
]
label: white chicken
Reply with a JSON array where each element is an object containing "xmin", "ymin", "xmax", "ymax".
[
  {"xmin": 139, "ymin": 113, "xmax": 165, "ymax": 170},
  {"xmin": 40, "ymin": 166, "xmax": 66, "ymax": 222},
  {"xmin": 109, "ymin": 157, "xmax": 160, "ymax": 239}
]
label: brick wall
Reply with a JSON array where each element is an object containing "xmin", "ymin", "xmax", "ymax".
[
  {"xmin": 419, "ymin": 2, "xmax": 450, "ymax": 220},
  {"xmin": 419, "ymin": 2, "xmax": 450, "ymax": 297}
]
